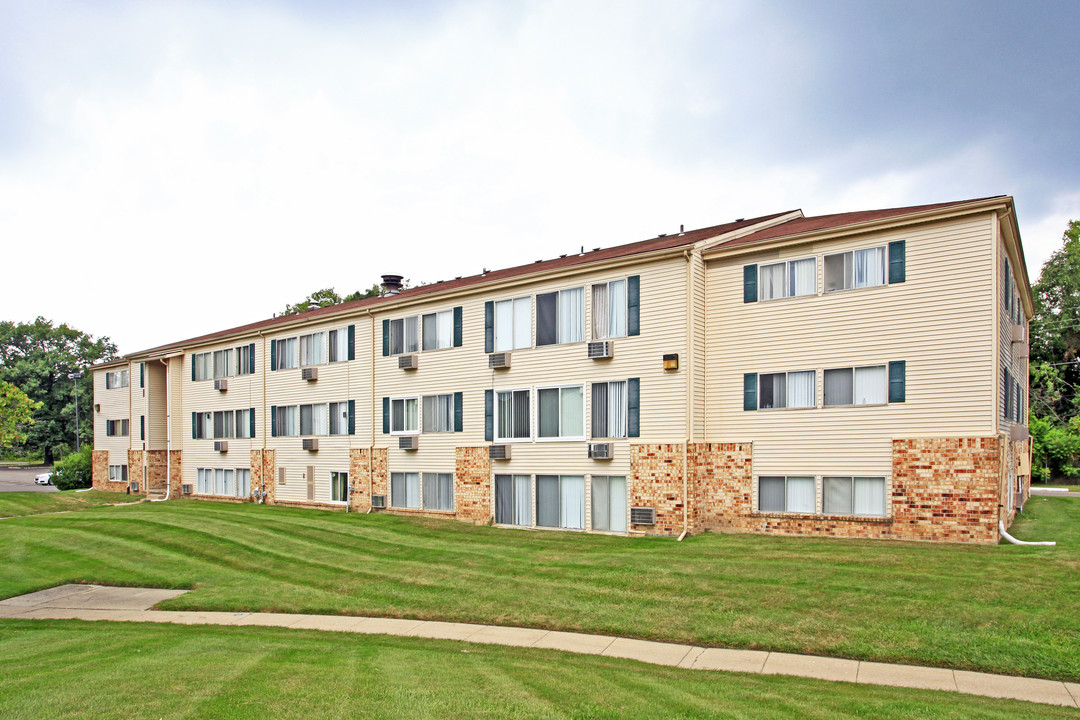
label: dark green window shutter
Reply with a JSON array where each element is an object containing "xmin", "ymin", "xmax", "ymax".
[
  {"xmin": 190, "ymin": 358, "xmax": 196, "ymax": 382},
  {"xmin": 627, "ymin": 378, "xmax": 640, "ymax": 437},
  {"xmin": 249, "ymin": 343, "xmax": 256, "ymax": 374},
  {"xmin": 106, "ymin": 373, "xmax": 112, "ymax": 390},
  {"xmin": 140, "ymin": 415, "xmax": 145, "ymax": 440},
  {"xmin": 270, "ymin": 406, "xmax": 277, "ymax": 437},
  {"xmin": 139, "ymin": 363, "xmax": 145, "ymax": 388},
  {"xmin": 382, "ymin": 397, "xmax": 390, "ymax": 435},
  {"xmin": 888, "ymin": 361, "xmax": 906, "ymax": 403},
  {"xmin": 454, "ymin": 391, "xmax": 463, "ymax": 432},
  {"xmin": 743, "ymin": 373, "xmax": 758, "ymax": 411},
  {"xmin": 382, "ymin": 320, "xmax": 390, "ymax": 357},
  {"xmin": 888, "ymin": 240, "xmax": 906, "ymax": 284},
  {"xmin": 191, "ymin": 412, "xmax": 197, "ymax": 440},
  {"xmin": 743, "ymin": 265, "xmax": 758, "ymax": 303},
  {"xmin": 347, "ymin": 325, "xmax": 355, "ymax": 361},
  {"xmin": 250, "ymin": 407, "xmax": 256, "ymax": 439},
  {"xmin": 453, "ymin": 306, "xmax": 463, "ymax": 348},
  {"xmin": 270, "ymin": 341, "xmax": 277, "ymax": 372},
  {"xmin": 484, "ymin": 390, "xmax": 493, "ymax": 442},
  {"xmin": 1004, "ymin": 257, "xmax": 1010, "ymax": 310},
  {"xmin": 1004, "ymin": 370, "xmax": 1013, "ymax": 419},
  {"xmin": 484, "ymin": 301, "xmax": 494, "ymax": 353},
  {"xmin": 627, "ymin": 275, "xmax": 641, "ymax": 336},
  {"xmin": 347, "ymin": 400, "xmax": 355, "ymax": 435}
]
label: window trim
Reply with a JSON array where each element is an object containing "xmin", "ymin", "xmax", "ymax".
[
  {"xmin": 330, "ymin": 470, "xmax": 349, "ymax": 504},
  {"xmin": 535, "ymin": 383, "xmax": 586, "ymax": 442},
  {"xmin": 823, "ymin": 245, "xmax": 888, "ymax": 293},
  {"xmin": 390, "ymin": 471, "xmax": 420, "ymax": 509},
  {"xmin": 591, "ymin": 279, "xmax": 630, "ymax": 340},
  {"xmin": 590, "ymin": 380, "xmax": 629, "ymax": 439},
  {"xmin": 421, "ymin": 393, "xmax": 455, "ymax": 434},
  {"xmin": 389, "ymin": 395, "xmax": 420, "ymax": 435},
  {"xmin": 822, "ymin": 475, "xmax": 888, "ymax": 517},
  {"xmin": 823, "ymin": 364, "xmax": 889, "ymax": 408},
  {"xmin": 757, "ymin": 256, "xmax": 817, "ymax": 301},
  {"xmin": 756, "ymin": 370, "xmax": 817, "ymax": 410},
  {"xmin": 536, "ymin": 286, "xmax": 586, "ymax": 347},
  {"xmin": 493, "ymin": 296, "xmax": 533, "ymax": 352},
  {"xmin": 420, "ymin": 310, "xmax": 454, "ymax": 352},
  {"xmin": 420, "ymin": 471, "xmax": 455, "ymax": 511},
  {"xmin": 106, "ymin": 369, "xmax": 130, "ymax": 389},
  {"xmin": 108, "ymin": 464, "xmax": 128, "ymax": 482},
  {"xmin": 493, "ymin": 386, "xmax": 533, "ymax": 442},
  {"xmin": 757, "ymin": 475, "xmax": 817, "ymax": 514}
]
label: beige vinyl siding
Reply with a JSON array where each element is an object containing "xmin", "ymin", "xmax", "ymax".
[
  {"xmin": 146, "ymin": 362, "xmax": 168, "ymax": 451},
  {"xmin": 705, "ymin": 212, "xmax": 998, "ymax": 478},
  {"xmin": 998, "ymin": 235, "xmax": 1030, "ymax": 432},
  {"xmin": 92, "ymin": 366, "xmax": 130, "ymax": 466},
  {"xmin": 691, "ymin": 250, "xmax": 707, "ymax": 441}
]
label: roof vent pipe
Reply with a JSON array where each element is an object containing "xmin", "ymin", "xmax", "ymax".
[{"xmin": 381, "ymin": 274, "xmax": 404, "ymax": 295}]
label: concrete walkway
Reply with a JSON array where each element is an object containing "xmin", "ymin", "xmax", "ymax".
[
  {"xmin": 2, "ymin": 585, "xmax": 1078, "ymax": 709},
  {"xmin": 1031, "ymin": 487, "xmax": 1080, "ymax": 498}
]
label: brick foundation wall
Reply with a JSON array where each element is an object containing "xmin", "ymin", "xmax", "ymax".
[
  {"xmin": 169, "ymin": 450, "xmax": 183, "ymax": 496},
  {"xmin": 454, "ymin": 447, "xmax": 491, "ymax": 524},
  {"xmin": 127, "ymin": 450, "xmax": 144, "ymax": 492},
  {"xmin": 91, "ymin": 449, "xmax": 124, "ymax": 491},
  {"xmin": 629, "ymin": 444, "xmax": 688, "ymax": 535},
  {"xmin": 348, "ymin": 448, "xmax": 387, "ymax": 512},
  {"xmin": 891, "ymin": 437, "xmax": 1002, "ymax": 544},
  {"xmin": 250, "ymin": 449, "xmax": 276, "ymax": 504},
  {"xmin": 690, "ymin": 442, "xmax": 753, "ymax": 532}
]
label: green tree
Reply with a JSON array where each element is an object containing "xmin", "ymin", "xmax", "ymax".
[
  {"xmin": 0, "ymin": 318, "xmax": 118, "ymax": 464},
  {"xmin": 0, "ymin": 380, "xmax": 41, "ymax": 449},
  {"xmin": 1030, "ymin": 219, "xmax": 1080, "ymax": 419},
  {"xmin": 52, "ymin": 444, "xmax": 93, "ymax": 490},
  {"xmin": 282, "ymin": 284, "xmax": 384, "ymax": 316}
]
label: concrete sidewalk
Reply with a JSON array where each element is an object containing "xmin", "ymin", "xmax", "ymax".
[{"xmin": 2, "ymin": 584, "xmax": 1077, "ymax": 709}]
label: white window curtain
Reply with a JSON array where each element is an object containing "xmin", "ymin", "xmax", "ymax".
[
  {"xmin": 789, "ymin": 258, "xmax": 816, "ymax": 297},
  {"xmin": 854, "ymin": 477, "xmax": 886, "ymax": 515},
  {"xmin": 759, "ymin": 373, "xmax": 786, "ymax": 409},
  {"xmin": 786, "ymin": 476, "xmax": 815, "ymax": 513},
  {"xmin": 823, "ymin": 476, "xmax": 852, "ymax": 514},
  {"xmin": 494, "ymin": 300, "xmax": 513, "ymax": 352},
  {"xmin": 423, "ymin": 395, "xmax": 452, "ymax": 433},
  {"xmin": 495, "ymin": 475, "xmax": 531, "ymax": 525},
  {"xmin": 422, "ymin": 472, "xmax": 453, "ymax": 511},
  {"xmin": 759, "ymin": 262, "xmax": 786, "ymax": 300},
  {"xmin": 787, "ymin": 371, "xmax": 816, "ymax": 409},
  {"xmin": 560, "ymin": 475, "xmax": 585, "ymax": 530},
  {"xmin": 536, "ymin": 475, "xmax": 559, "ymax": 527},
  {"xmin": 312, "ymin": 404, "xmax": 328, "ymax": 436},
  {"xmin": 855, "ymin": 247, "xmax": 886, "ymax": 288},
  {"xmin": 329, "ymin": 328, "xmax": 347, "ymax": 362},
  {"xmin": 389, "ymin": 319, "xmax": 404, "ymax": 355},
  {"xmin": 854, "ymin": 366, "xmax": 887, "ymax": 405},
  {"xmin": 824, "ymin": 368, "xmax": 854, "ymax": 406},
  {"xmin": 285, "ymin": 406, "xmax": 298, "ymax": 436},
  {"xmin": 561, "ymin": 386, "xmax": 583, "ymax": 438},
  {"xmin": 559, "ymin": 288, "xmax": 584, "ymax": 343},
  {"xmin": 591, "ymin": 476, "xmax": 627, "ymax": 532},
  {"xmin": 608, "ymin": 279, "xmax": 627, "ymax": 337},
  {"xmin": 513, "ymin": 297, "xmax": 531, "ymax": 349},
  {"xmin": 214, "ymin": 468, "xmax": 225, "ymax": 495},
  {"xmin": 497, "ymin": 391, "xmax": 513, "ymax": 439},
  {"xmin": 592, "ymin": 284, "xmax": 609, "ymax": 339},
  {"xmin": 236, "ymin": 469, "xmax": 251, "ymax": 497},
  {"xmin": 404, "ymin": 317, "xmax": 418, "ymax": 354},
  {"xmin": 608, "ymin": 381, "xmax": 627, "ymax": 438},
  {"xmin": 538, "ymin": 388, "xmax": 559, "ymax": 438},
  {"xmin": 437, "ymin": 310, "xmax": 452, "ymax": 349}
]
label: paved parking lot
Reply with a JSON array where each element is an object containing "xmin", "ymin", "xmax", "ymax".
[{"xmin": 0, "ymin": 466, "xmax": 56, "ymax": 493}]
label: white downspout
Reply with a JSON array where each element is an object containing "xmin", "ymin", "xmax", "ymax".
[
  {"xmin": 679, "ymin": 249, "xmax": 693, "ymax": 541},
  {"xmin": 151, "ymin": 357, "xmax": 171, "ymax": 502},
  {"xmin": 999, "ymin": 521, "xmax": 1055, "ymax": 546}
]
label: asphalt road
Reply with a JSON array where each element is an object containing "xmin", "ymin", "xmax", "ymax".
[
  {"xmin": 0, "ymin": 466, "xmax": 57, "ymax": 493},
  {"xmin": 1031, "ymin": 487, "xmax": 1080, "ymax": 498}
]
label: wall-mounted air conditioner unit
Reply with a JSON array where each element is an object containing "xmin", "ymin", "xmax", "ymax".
[
  {"xmin": 130, "ymin": 481, "xmax": 140, "ymax": 493},
  {"xmin": 214, "ymin": 441, "xmax": 228, "ymax": 452},
  {"xmin": 302, "ymin": 438, "xmax": 319, "ymax": 451},
  {"xmin": 371, "ymin": 494, "xmax": 386, "ymax": 508},
  {"xmin": 489, "ymin": 444, "xmax": 511, "ymax": 460},
  {"xmin": 630, "ymin": 507, "xmax": 656, "ymax": 525},
  {"xmin": 301, "ymin": 367, "xmax": 318, "ymax": 381},
  {"xmin": 1009, "ymin": 424, "xmax": 1031, "ymax": 442},
  {"xmin": 214, "ymin": 379, "xmax": 228, "ymax": 391},
  {"xmin": 1018, "ymin": 343, "xmax": 1030, "ymax": 359},
  {"xmin": 1011, "ymin": 326, "xmax": 1026, "ymax": 343},
  {"xmin": 588, "ymin": 442, "xmax": 613, "ymax": 459},
  {"xmin": 399, "ymin": 435, "xmax": 418, "ymax": 450},
  {"xmin": 488, "ymin": 353, "xmax": 510, "ymax": 369},
  {"xmin": 587, "ymin": 341, "xmax": 613, "ymax": 359},
  {"xmin": 398, "ymin": 355, "xmax": 418, "ymax": 370},
  {"xmin": 181, "ymin": 484, "xmax": 193, "ymax": 495}
]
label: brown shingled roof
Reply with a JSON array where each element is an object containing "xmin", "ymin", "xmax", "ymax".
[
  {"xmin": 128, "ymin": 210, "xmax": 794, "ymax": 358},
  {"xmin": 710, "ymin": 196, "xmax": 1007, "ymax": 251}
]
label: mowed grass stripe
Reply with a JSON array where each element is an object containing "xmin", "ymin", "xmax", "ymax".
[{"xmin": 1, "ymin": 497, "xmax": 1078, "ymax": 680}]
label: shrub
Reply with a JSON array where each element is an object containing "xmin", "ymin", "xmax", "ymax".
[{"xmin": 52, "ymin": 445, "xmax": 93, "ymax": 490}]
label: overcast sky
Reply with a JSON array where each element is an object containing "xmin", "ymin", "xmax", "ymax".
[{"xmin": 2, "ymin": 0, "xmax": 1078, "ymax": 355}]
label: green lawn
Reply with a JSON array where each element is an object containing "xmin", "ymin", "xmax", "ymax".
[
  {"xmin": 1, "ymin": 620, "xmax": 1074, "ymax": 720},
  {"xmin": 1, "ymin": 496, "xmax": 1078, "ymax": 682},
  {"xmin": 0, "ymin": 490, "xmax": 133, "ymax": 518}
]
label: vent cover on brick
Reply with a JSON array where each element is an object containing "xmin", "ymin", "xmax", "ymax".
[
  {"xmin": 587, "ymin": 341, "xmax": 613, "ymax": 359},
  {"xmin": 488, "ymin": 353, "xmax": 511, "ymax": 369},
  {"xmin": 301, "ymin": 367, "xmax": 318, "ymax": 381},
  {"xmin": 398, "ymin": 355, "xmax": 417, "ymax": 370},
  {"xmin": 399, "ymin": 435, "xmax": 418, "ymax": 450},
  {"xmin": 371, "ymin": 494, "xmax": 386, "ymax": 508},
  {"xmin": 489, "ymin": 444, "xmax": 511, "ymax": 460},
  {"xmin": 630, "ymin": 506, "xmax": 656, "ymax": 525},
  {"xmin": 181, "ymin": 484, "xmax": 193, "ymax": 495}
]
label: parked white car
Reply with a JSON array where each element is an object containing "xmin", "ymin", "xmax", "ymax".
[{"xmin": 34, "ymin": 472, "xmax": 53, "ymax": 486}]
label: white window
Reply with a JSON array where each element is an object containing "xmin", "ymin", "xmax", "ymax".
[
  {"xmin": 106, "ymin": 419, "xmax": 130, "ymax": 437},
  {"xmin": 537, "ymin": 287, "xmax": 584, "ymax": 346},
  {"xmin": 591, "ymin": 381, "xmax": 627, "ymax": 439},
  {"xmin": 758, "ymin": 476, "xmax": 816, "ymax": 513},
  {"xmin": 106, "ymin": 369, "xmax": 130, "ymax": 389},
  {"xmin": 495, "ymin": 389, "xmax": 530, "ymax": 440},
  {"xmin": 422, "ymin": 311, "xmax": 453, "ymax": 351},
  {"xmin": 824, "ymin": 246, "xmax": 886, "ymax": 292},
  {"xmin": 196, "ymin": 468, "xmax": 212, "ymax": 494},
  {"xmin": 823, "ymin": 476, "xmax": 886, "ymax": 516},
  {"xmin": 299, "ymin": 332, "xmax": 325, "ymax": 366},
  {"xmin": 591, "ymin": 476, "xmax": 627, "ymax": 532},
  {"xmin": 236, "ymin": 468, "xmax": 251, "ymax": 498},
  {"xmin": 193, "ymin": 412, "xmax": 211, "ymax": 440},
  {"xmin": 236, "ymin": 409, "xmax": 253, "ymax": 439},
  {"xmin": 388, "ymin": 317, "xmax": 419, "ymax": 355},
  {"xmin": 422, "ymin": 394, "xmax": 454, "ymax": 433},
  {"xmin": 537, "ymin": 385, "xmax": 584, "ymax": 440},
  {"xmin": 758, "ymin": 258, "xmax": 816, "ymax": 301},
  {"xmin": 213, "ymin": 348, "xmax": 234, "ymax": 378},
  {"xmin": 274, "ymin": 337, "xmax": 298, "ymax": 370},
  {"xmin": 422, "ymin": 472, "xmax": 454, "ymax": 511},
  {"xmin": 536, "ymin": 475, "xmax": 585, "ymax": 529},
  {"xmin": 592, "ymin": 280, "xmax": 627, "ymax": 339},
  {"xmin": 299, "ymin": 404, "xmax": 329, "ymax": 436},
  {"xmin": 211, "ymin": 468, "xmax": 234, "ymax": 496},
  {"xmin": 331, "ymin": 471, "xmax": 349, "ymax": 503},
  {"xmin": 237, "ymin": 344, "xmax": 253, "ymax": 375},
  {"xmin": 328, "ymin": 328, "xmax": 348, "ymax": 363},
  {"xmin": 193, "ymin": 353, "xmax": 213, "ymax": 381},
  {"xmin": 495, "ymin": 474, "xmax": 531, "ymax": 526},
  {"xmin": 757, "ymin": 371, "xmax": 816, "ymax": 410},
  {"xmin": 275, "ymin": 405, "xmax": 298, "ymax": 436},
  {"xmin": 329, "ymin": 402, "xmax": 349, "ymax": 435},
  {"xmin": 213, "ymin": 410, "xmax": 235, "ymax": 439},
  {"xmin": 823, "ymin": 365, "xmax": 887, "ymax": 406},
  {"xmin": 390, "ymin": 472, "xmax": 420, "ymax": 509},
  {"xmin": 108, "ymin": 464, "xmax": 128, "ymax": 482},
  {"xmin": 494, "ymin": 297, "xmax": 531, "ymax": 351},
  {"xmin": 390, "ymin": 397, "xmax": 419, "ymax": 434}
]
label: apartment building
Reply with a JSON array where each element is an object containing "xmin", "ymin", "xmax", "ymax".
[{"xmin": 92, "ymin": 195, "xmax": 1032, "ymax": 544}]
